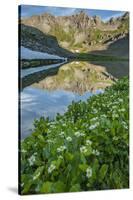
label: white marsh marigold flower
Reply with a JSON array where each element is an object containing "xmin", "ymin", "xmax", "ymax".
[
  {"xmin": 57, "ymin": 145, "xmax": 67, "ymax": 153},
  {"xmin": 48, "ymin": 164, "xmax": 56, "ymax": 174},
  {"xmin": 66, "ymin": 136, "xmax": 72, "ymax": 142},
  {"xmin": 86, "ymin": 167, "xmax": 92, "ymax": 178},
  {"xmin": 80, "ymin": 146, "xmax": 88, "ymax": 154}
]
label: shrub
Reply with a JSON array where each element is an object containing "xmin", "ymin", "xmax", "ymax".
[{"xmin": 20, "ymin": 76, "xmax": 129, "ymax": 194}]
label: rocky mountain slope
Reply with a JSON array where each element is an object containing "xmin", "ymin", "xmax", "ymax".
[
  {"xmin": 32, "ymin": 61, "xmax": 114, "ymax": 94},
  {"xmin": 20, "ymin": 24, "xmax": 74, "ymax": 58},
  {"xmin": 88, "ymin": 34, "xmax": 129, "ymax": 59},
  {"xmin": 21, "ymin": 11, "xmax": 129, "ymax": 54}
]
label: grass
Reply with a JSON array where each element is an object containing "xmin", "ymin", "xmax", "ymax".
[{"xmin": 75, "ymin": 53, "xmax": 129, "ymax": 62}]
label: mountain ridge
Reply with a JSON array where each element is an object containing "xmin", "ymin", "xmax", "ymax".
[
  {"xmin": 21, "ymin": 11, "xmax": 129, "ymax": 50},
  {"xmin": 20, "ymin": 11, "xmax": 129, "ymax": 58}
]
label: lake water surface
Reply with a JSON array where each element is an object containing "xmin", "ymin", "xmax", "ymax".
[
  {"xmin": 20, "ymin": 53, "xmax": 104, "ymax": 139},
  {"xmin": 21, "ymin": 61, "xmax": 66, "ymax": 78},
  {"xmin": 21, "ymin": 86, "xmax": 103, "ymax": 139}
]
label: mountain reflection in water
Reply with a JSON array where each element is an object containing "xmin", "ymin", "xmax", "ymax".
[{"xmin": 21, "ymin": 86, "xmax": 103, "ymax": 139}]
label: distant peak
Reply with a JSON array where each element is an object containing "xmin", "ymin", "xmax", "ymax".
[
  {"xmin": 93, "ymin": 15, "xmax": 102, "ymax": 25},
  {"xmin": 122, "ymin": 12, "xmax": 129, "ymax": 19},
  {"xmin": 76, "ymin": 10, "xmax": 88, "ymax": 17}
]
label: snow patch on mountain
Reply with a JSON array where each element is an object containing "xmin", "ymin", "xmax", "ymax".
[{"xmin": 21, "ymin": 46, "xmax": 65, "ymax": 60}]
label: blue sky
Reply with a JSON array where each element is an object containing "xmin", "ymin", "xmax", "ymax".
[{"xmin": 20, "ymin": 5, "xmax": 126, "ymax": 21}]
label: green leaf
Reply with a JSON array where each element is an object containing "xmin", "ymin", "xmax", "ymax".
[
  {"xmin": 69, "ymin": 184, "xmax": 81, "ymax": 192},
  {"xmin": 80, "ymin": 154, "xmax": 86, "ymax": 164},
  {"xmin": 33, "ymin": 166, "xmax": 44, "ymax": 181},
  {"xmin": 21, "ymin": 77, "xmax": 129, "ymax": 192},
  {"xmin": 51, "ymin": 159, "xmax": 62, "ymax": 170},
  {"xmin": 40, "ymin": 181, "xmax": 53, "ymax": 193},
  {"xmin": 43, "ymin": 148, "xmax": 50, "ymax": 159},
  {"xmin": 79, "ymin": 164, "xmax": 88, "ymax": 172},
  {"xmin": 37, "ymin": 134, "xmax": 44, "ymax": 141},
  {"xmin": 65, "ymin": 152, "xmax": 74, "ymax": 161},
  {"xmin": 85, "ymin": 146, "xmax": 92, "ymax": 156},
  {"xmin": 53, "ymin": 181, "xmax": 65, "ymax": 193},
  {"xmin": 99, "ymin": 164, "xmax": 108, "ymax": 180},
  {"xmin": 22, "ymin": 180, "xmax": 32, "ymax": 194}
]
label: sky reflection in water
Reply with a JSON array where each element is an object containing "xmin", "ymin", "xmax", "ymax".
[{"xmin": 21, "ymin": 87, "xmax": 103, "ymax": 139}]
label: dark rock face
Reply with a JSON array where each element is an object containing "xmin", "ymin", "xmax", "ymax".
[
  {"xmin": 93, "ymin": 15, "xmax": 102, "ymax": 26},
  {"xmin": 70, "ymin": 11, "xmax": 94, "ymax": 30},
  {"xmin": 104, "ymin": 32, "xmax": 129, "ymax": 44},
  {"xmin": 21, "ymin": 24, "xmax": 59, "ymax": 50},
  {"xmin": 109, "ymin": 17, "xmax": 116, "ymax": 25},
  {"xmin": 20, "ymin": 24, "xmax": 74, "ymax": 58},
  {"xmin": 122, "ymin": 12, "xmax": 129, "ymax": 19}
]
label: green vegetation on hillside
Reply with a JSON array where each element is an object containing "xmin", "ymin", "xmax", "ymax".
[
  {"xmin": 50, "ymin": 24, "xmax": 75, "ymax": 43},
  {"xmin": 49, "ymin": 17, "xmax": 129, "ymax": 49},
  {"xmin": 75, "ymin": 53, "xmax": 128, "ymax": 61},
  {"xmin": 20, "ymin": 77, "xmax": 129, "ymax": 194}
]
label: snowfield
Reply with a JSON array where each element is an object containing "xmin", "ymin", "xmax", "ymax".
[
  {"xmin": 21, "ymin": 61, "xmax": 66, "ymax": 78},
  {"xmin": 20, "ymin": 46, "xmax": 66, "ymax": 60},
  {"xmin": 20, "ymin": 46, "xmax": 67, "ymax": 78}
]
